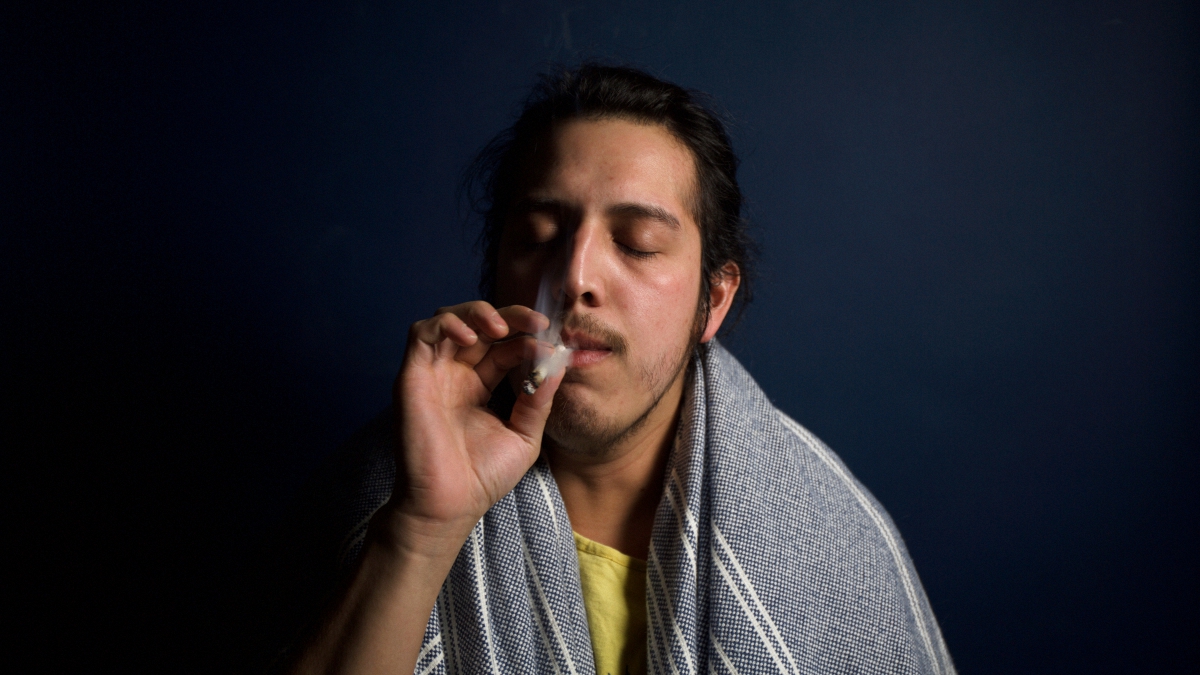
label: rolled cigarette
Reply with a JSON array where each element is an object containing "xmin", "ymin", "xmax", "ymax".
[
  {"xmin": 521, "ymin": 370, "xmax": 545, "ymax": 395},
  {"xmin": 521, "ymin": 344, "xmax": 569, "ymax": 395}
]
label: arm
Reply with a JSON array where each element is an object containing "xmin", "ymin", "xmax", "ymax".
[{"xmin": 288, "ymin": 302, "xmax": 561, "ymax": 675}]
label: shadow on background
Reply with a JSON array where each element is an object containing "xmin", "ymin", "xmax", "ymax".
[{"xmin": 7, "ymin": 1, "xmax": 1197, "ymax": 672}]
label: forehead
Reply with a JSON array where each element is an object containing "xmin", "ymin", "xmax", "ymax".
[{"xmin": 524, "ymin": 117, "xmax": 698, "ymax": 222}]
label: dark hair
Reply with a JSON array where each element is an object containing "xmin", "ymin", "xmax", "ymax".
[{"xmin": 465, "ymin": 63, "xmax": 755, "ymax": 333}]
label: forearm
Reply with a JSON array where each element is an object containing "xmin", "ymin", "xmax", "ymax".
[{"xmin": 288, "ymin": 507, "xmax": 469, "ymax": 675}]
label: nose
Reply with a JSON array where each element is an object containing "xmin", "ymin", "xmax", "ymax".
[{"xmin": 558, "ymin": 218, "xmax": 604, "ymax": 309}]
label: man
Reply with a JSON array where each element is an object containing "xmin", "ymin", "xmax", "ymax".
[{"xmin": 286, "ymin": 64, "xmax": 953, "ymax": 674}]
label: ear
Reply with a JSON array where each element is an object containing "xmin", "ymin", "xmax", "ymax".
[{"xmin": 700, "ymin": 262, "xmax": 741, "ymax": 343}]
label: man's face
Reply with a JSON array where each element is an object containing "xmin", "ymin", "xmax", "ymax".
[{"xmin": 494, "ymin": 117, "xmax": 705, "ymax": 455}]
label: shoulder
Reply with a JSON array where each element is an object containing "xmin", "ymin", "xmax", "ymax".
[
  {"xmin": 700, "ymin": 340, "xmax": 913, "ymax": 566},
  {"xmin": 698, "ymin": 341, "xmax": 882, "ymax": 510},
  {"xmin": 699, "ymin": 342, "xmax": 952, "ymax": 672}
]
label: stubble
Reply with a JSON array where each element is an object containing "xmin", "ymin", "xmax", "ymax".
[{"xmin": 544, "ymin": 307, "xmax": 705, "ymax": 458}]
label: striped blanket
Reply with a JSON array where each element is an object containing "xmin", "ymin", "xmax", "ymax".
[{"xmin": 338, "ymin": 340, "xmax": 954, "ymax": 674}]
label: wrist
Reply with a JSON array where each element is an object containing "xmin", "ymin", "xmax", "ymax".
[{"xmin": 369, "ymin": 501, "xmax": 480, "ymax": 562}]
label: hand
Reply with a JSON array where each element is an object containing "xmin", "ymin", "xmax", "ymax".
[{"xmin": 386, "ymin": 300, "xmax": 561, "ymax": 555}]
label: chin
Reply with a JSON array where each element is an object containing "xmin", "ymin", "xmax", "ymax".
[
  {"xmin": 545, "ymin": 387, "xmax": 658, "ymax": 457},
  {"xmin": 546, "ymin": 392, "xmax": 628, "ymax": 457}
]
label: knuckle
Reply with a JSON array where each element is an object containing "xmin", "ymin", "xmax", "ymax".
[{"xmin": 465, "ymin": 303, "xmax": 492, "ymax": 323}]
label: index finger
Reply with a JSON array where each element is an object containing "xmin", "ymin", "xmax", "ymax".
[
  {"xmin": 435, "ymin": 301, "xmax": 509, "ymax": 341},
  {"xmin": 494, "ymin": 305, "xmax": 550, "ymax": 337},
  {"xmin": 434, "ymin": 302, "xmax": 549, "ymax": 339},
  {"xmin": 450, "ymin": 305, "xmax": 551, "ymax": 369}
]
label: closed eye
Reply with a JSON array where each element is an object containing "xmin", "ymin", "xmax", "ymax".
[{"xmin": 617, "ymin": 241, "xmax": 656, "ymax": 259}]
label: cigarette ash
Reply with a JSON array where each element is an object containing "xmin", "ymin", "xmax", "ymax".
[
  {"xmin": 521, "ymin": 344, "xmax": 570, "ymax": 395},
  {"xmin": 521, "ymin": 269, "xmax": 573, "ymax": 395}
]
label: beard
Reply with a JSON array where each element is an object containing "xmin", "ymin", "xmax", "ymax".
[{"xmin": 544, "ymin": 305, "xmax": 705, "ymax": 457}]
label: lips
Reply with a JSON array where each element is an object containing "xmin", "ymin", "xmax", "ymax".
[
  {"xmin": 560, "ymin": 330, "xmax": 610, "ymax": 352},
  {"xmin": 560, "ymin": 329, "xmax": 612, "ymax": 368},
  {"xmin": 569, "ymin": 349, "xmax": 610, "ymax": 367}
]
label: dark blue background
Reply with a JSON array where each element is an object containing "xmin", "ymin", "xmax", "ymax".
[{"xmin": 8, "ymin": 1, "xmax": 1197, "ymax": 672}]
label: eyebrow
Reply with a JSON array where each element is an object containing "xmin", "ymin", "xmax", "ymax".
[
  {"xmin": 608, "ymin": 202, "xmax": 682, "ymax": 231},
  {"xmin": 511, "ymin": 198, "xmax": 683, "ymax": 232}
]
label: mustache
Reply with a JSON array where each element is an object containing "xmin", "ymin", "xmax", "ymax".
[{"xmin": 560, "ymin": 313, "xmax": 628, "ymax": 356}]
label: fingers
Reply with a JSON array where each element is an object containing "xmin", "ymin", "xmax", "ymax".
[
  {"xmin": 409, "ymin": 312, "xmax": 478, "ymax": 359},
  {"xmin": 494, "ymin": 305, "xmax": 551, "ymax": 337},
  {"xmin": 474, "ymin": 337, "xmax": 537, "ymax": 392},
  {"xmin": 411, "ymin": 302, "xmax": 511, "ymax": 355},
  {"xmin": 507, "ymin": 362, "xmax": 564, "ymax": 443},
  {"xmin": 435, "ymin": 302, "xmax": 550, "ymax": 368},
  {"xmin": 407, "ymin": 301, "xmax": 553, "ymax": 396},
  {"xmin": 435, "ymin": 302, "xmax": 549, "ymax": 340},
  {"xmin": 436, "ymin": 302, "xmax": 510, "ymax": 341}
]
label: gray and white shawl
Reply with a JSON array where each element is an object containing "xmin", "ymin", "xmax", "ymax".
[{"xmin": 336, "ymin": 341, "xmax": 954, "ymax": 674}]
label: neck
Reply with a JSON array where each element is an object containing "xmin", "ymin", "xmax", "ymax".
[{"xmin": 545, "ymin": 367, "xmax": 687, "ymax": 560}]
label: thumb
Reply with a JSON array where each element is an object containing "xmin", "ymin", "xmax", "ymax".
[{"xmin": 507, "ymin": 367, "xmax": 564, "ymax": 443}]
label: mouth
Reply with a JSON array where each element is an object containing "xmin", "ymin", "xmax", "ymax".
[{"xmin": 560, "ymin": 329, "xmax": 612, "ymax": 367}]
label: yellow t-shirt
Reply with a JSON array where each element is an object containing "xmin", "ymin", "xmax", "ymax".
[{"xmin": 574, "ymin": 532, "xmax": 648, "ymax": 675}]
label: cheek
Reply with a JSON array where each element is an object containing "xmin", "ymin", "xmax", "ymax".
[{"xmin": 624, "ymin": 265, "xmax": 702, "ymax": 341}]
